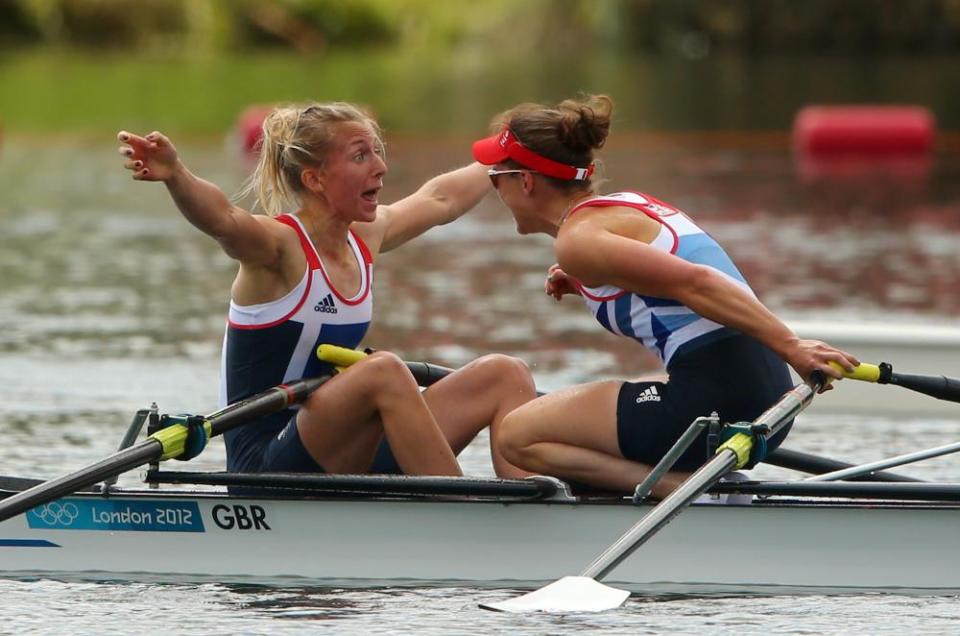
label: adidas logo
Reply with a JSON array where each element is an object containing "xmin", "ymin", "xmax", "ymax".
[
  {"xmin": 314, "ymin": 293, "xmax": 338, "ymax": 314},
  {"xmin": 635, "ymin": 385, "xmax": 661, "ymax": 404}
]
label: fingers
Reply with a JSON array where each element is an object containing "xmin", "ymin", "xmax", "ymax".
[
  {"xmin": 117, "ymin": 130, "xmax": 167, "ymax": 180},
  {"xmin": 117, "ymin": 130, "xmax": 150, "ymax": 151},
  {"xmin": 117, "ymin": 130, "xmax": 169, "ymax": 153},
  {"xmin": 543, "ymin": 280, "xmax": 562, "ymax": 301},
  {"xmin": 145, "ymin": 131, "xmax": 169, "ymax": 147},
  {"xmin": 821, "ymin": 348, "xmax": 860, "ymax": 378}
]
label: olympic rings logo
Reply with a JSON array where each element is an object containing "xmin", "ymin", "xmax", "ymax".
[{"xmin": 31, "ymin": 502, "xmax": 80, "ymax": 526}]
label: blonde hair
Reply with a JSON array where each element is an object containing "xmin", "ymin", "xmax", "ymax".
[
  {"xmin": 492, "ymin": 94, "xmax": 613, "ymax": 193},
  {"xmin": 240, "ymin": 102, "xmax": 383, "ymax": 216}
]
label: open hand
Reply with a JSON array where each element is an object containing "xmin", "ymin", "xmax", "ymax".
[{"xmin": 117, "ymin": 131, "xmax": 179, "ymax": 182}]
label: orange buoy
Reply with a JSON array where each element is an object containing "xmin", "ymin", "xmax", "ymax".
[
  {"xmin": 792, "ymin": 105, "xmax": 936, "ymax": 157},
  {"xmin": 235, "ymin": 105, "xmax": 273, "ymax": 157}
]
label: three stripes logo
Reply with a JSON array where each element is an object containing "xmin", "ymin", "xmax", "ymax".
[
  {"xmin": 314, "ymin": 294, "xmax": 338, "ymax": 314},
  {"xmin": 635, "ymin": 385, "xmax": 661, "ymax": 404}
]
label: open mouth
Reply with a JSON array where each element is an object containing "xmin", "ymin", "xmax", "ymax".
[{"xmin": 361, "ymin": 185, "xmax": 381, "ymax": 205}]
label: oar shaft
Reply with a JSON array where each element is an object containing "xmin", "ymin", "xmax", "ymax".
[
  {"xmin": 0, "ymin": 441, "xmax": 163, "ymax": 521},
  {"xmin": 581, "ymin": 378, "xmax": 822, "ymax": 582},
  {"xmin": 887, "ymin": 372, "xmax": 960, "ymax": 403},
  {"xmin": 751, "ymin": 381, "xmax": 817, "ymax": 435},
  {"xmin": 0, "ymin": 376, "xmax": 331, "ymax": 524},
  {"xmin": 401, "ymin": 361, "xmax": 455, "ymax": 387},
  {"xmin": 583, "ymin": 449, "xmax": 738, "ymax": 580},
  {"xmin": 206, "ymin": 376, "xmax": 330, "ymax": 436}
]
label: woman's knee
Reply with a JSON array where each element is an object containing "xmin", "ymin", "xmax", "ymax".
[
  {"xmin": 356, "ymin": 351, "xmax": 419, "ymax": 394},
  {"xmin": 469, "ymin": 354, "xmax": 535, "ymax": 391},
  {"xmin": 497, "ymin": 407, "xmax": 538, "ymax": 466}
]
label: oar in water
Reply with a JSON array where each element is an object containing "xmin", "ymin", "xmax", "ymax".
[
  {"xmin": 0, "ymin": 376, "xmax": 331, "ymax": 524},
  {"xmin": 479, "ymin": 373, "xmax": 830, "ymax": 613}
]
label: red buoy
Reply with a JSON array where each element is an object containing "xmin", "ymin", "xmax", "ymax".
[
  {"xmin": 792, "ymin": 105, "xmax": 936, "ymax": 157},
  {"xmin": 235, "ymin": 105, "xmax": 273, "ymax": 157}
]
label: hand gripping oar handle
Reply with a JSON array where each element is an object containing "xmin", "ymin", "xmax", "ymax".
[
  {"xmin": 832, "ymin": 361, "xmax": 960, "ymax": 404},
  {"xmin": 582, "ymin": 373, "xmax": 825, "ymax": 582},
  {"xmin": 0, "ymin": 376, "xmax": 331, "ymax": 524},
  {"xmin": 317, "ymin": 344, "xmax": 454, "ymax": 387}
]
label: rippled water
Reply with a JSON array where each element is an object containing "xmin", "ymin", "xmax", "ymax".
[{"xmin": 2, "ymin": 136, "xmax": 960, "ymax": 633}]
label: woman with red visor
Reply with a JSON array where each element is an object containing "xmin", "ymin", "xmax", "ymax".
[
  {"xmin": 117, "ymin": 102, "xmax": 537, "ymax": 482},
  {"xmin": 472, "ymin": 94, "xmax": 859, "ymax": 496}
]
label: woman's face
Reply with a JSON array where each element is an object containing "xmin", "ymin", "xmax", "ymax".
[
  {"xmin": 490, "ymin": 164, "xmax": 534, "ymax": 234},
  {"xmin": 315, "ymin": 121, "xmax": 387, "ymax": 222},
  {"xmin": 490, "ymin": 165, "xmax": 545, "ymax": 235}
]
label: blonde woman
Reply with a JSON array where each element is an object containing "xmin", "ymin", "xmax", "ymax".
[
  {"xmin": 117, "ymin": 103, "xmax": 536, "ymax": 479},
  {"xmin": 471, "ymin": 95, "xmax": 859, "ymax": 495}
]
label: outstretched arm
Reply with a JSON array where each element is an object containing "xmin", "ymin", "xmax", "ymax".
[
  {"xmin": 366, "ymin": 162, "xmax": 491, "ymax": 253},
  {"xmin": 557, "ymin": 224, "xmax": 860, "ymax": 384},
  {"xmin": 117, "ymin": 131, "xmax": 284, "ymax": 266}
]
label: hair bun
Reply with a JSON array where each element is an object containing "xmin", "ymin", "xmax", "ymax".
[{"xmin": 556, "ymin": 95, "xmax": 613, "ymax": 153}]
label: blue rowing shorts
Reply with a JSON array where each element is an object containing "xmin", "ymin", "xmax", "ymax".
[
  {"xmin": 259, "ymin": 416, "xmax": 326, "ymax": 473},
  {"xmin": 616, "ymin": 332, "xmax": 793, "ymax": 471}
]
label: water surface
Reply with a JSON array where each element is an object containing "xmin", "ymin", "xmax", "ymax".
[{"xmin": 1, "ymin": 135, "xmax": 960, "ymax": 633}]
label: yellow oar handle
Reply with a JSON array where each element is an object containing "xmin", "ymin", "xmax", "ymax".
[
  {"xmin": 317, "ymin": 344, "xmax": 368, "ymax": 370},
  {"xmin": 828, "ymin": 361, "xmax": 881, "ymax": 383}
]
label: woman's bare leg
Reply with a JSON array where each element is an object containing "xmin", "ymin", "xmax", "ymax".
[
  {"xmin": 422, "ymin": 354, "xmax": 538, "ymax": 478},
  {"xmin": 497, "ymin": 381, "xmax": 690, "ymax": 497},
  {"xmin": 296, "ymin": 352, "xmax": 461, "ymax": 476}
]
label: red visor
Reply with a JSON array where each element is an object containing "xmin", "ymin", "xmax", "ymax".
[{"xmin": 472, "ymin": 126, "xmax": 594, "ymax": 181}]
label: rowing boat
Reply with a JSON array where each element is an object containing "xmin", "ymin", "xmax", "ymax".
[
  {"xmin": 3, "ymin": 469, "xmax": 960, "ymax": 593},
  {"xmin": 2, "ymin": 350, "xmax": 958, "ymax": 598}
]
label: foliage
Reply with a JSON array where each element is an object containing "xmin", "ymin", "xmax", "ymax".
[{"xmin": 4, "ymin": 0, "xmax": 959, "ymax": 54}]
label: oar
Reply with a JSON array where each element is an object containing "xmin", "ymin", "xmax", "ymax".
[
  {"xmin": 0, "ymin": 376, "xmax": 331, "ymax": 523},
  {"xmin": 317, "ymin": 344, "xmax": 454, "ymax": 387},
  {"xmin": 832, "ymin": 361, "xmax": 960, "ymax": 404},
  {"xmin": 480, "ymin": 373, "xmax": 828, "ymax": 613}
]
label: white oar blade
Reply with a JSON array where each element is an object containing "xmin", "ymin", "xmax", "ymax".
[{"xmin": 479, "ymin": 576, "xmax": 630, "ymax": 613}]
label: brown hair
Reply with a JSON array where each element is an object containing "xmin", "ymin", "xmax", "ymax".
[
  {"xmin": 492, "ymin": 94, "xmax": 613, "ymax": 192},
  {"xmin": 239, "ymin": 102, "xmax": 383, "ymax": 216}
]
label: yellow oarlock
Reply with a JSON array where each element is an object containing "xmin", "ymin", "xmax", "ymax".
[
  {"xmin": 716, "ymin": 431, "xmax": 754, "ymax": 470},
  {"xmin": 150, "ymin": 420, "xmax": 212, "ymax": 461}
]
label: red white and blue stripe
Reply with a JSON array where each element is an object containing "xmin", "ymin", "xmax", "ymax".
[{"xmin": 570, "ymin": 192, "xmax": 753, "ymax": 366}]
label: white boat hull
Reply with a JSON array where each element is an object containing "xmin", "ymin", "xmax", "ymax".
[{"xmin": 3, "ymin": 489, "xmax": 959, "ymax": 593}]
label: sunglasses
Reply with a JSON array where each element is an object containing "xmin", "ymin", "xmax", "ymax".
[{"xmin": 487, "ymin": 168, "xmax": 538, "ymax": 187}]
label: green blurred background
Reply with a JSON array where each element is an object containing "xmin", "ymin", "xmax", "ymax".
[{"xmin": 2, "ymin": 0, "xmax": 959, "ymax": 136}]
